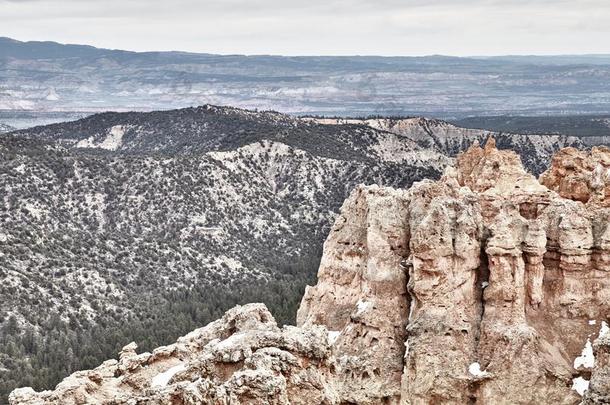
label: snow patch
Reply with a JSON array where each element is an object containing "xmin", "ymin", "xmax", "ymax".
[
  {"xmin": 574, "ymin": 339, "xmax": 595, "ymax": 369},
  {"xmin": 600, "ymin": 321, "xmax": 609, "ymax": 337},
  {"xmin": 589, "ymin": 320, "xmax": 597, "ymax": 325},
  {"xmin": 213, "ymin": 256, "xmax": 243, "ymax": 272},
  {"xmin": 408, "ymin": 299, "xmax": 415, "ymax": 322},
  {"xmin": 572, "ymin": 376, "xmax": 590, "ymax": 396},
  {"xmin": 468, "ymin": 362, "xmax": 489, "ymax": 377},
  {"xmin": 355, "ymin": 299, "xmax": 372, "ymax": 316},
  {"xmin": 76, "ymin": 136, "xmax": 95, "ymax": 148},
  {"xmin": 190, "ymin": 214, "xmax": 207, "ymax": 224},
  {"xmin": 328, "ymin": 331, "xmax": 341, "ymax": 345},
  {"xmin": 24, "ymin": 203, "xmax": 43, "ymax": 220},
  {"xmin": 151, "ymin": 363, "xmax": 185, "ymax": 387},
  {"xmin": 13, "ymin": 164, "xmax": 26, "ymax": 174}
]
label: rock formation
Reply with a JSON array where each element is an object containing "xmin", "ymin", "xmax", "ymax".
[
  {"xmin": 10, "ymin": 139, "xmax": 610, "ymax": 404},
  {"xmin": 540, "ymin": 146, "xmax": 610, "ymax": 206}
]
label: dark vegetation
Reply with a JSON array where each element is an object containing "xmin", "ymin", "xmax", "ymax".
[
  {"xmin": 0, "ymin": 251, "xmax": 319, "ymax": 401},
  {"xmin": 453, "ymin": 115, "xmax": 610, "ymax": 140}
]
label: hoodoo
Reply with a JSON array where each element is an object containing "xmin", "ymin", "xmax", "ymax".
[{"xmin": 10, "ymin": 140, "xmax": 610, "ymax": 404}]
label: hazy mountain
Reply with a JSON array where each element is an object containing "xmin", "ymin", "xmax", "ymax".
[
  {"xmin": 3, "ymin": 37, "xmax": 610, "ymax": 121},
  {"xmin": 478, "ymin": 54, "xmax": 610, "ymax": 65},
  {"xmin": 0, "ymin": 111, "xmax": 87, "ymax": 131}
]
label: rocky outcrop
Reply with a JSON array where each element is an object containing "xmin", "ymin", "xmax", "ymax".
[
  {"xmin": 10, "ymin": 140, "xmax": 610, "ymax": 404},
  {"xmin": 10, "ymin": 304, "xmax": 338, "ymax": 405},
  {"xmin": 540, "ymin": 146, "xmax": 610, "ymax": 206},
  {"xmin": 297, "ymin": 185, "xmax": 410, "ymax": 403}
]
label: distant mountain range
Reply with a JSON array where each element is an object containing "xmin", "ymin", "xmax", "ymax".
[{"xmin": 3, "ymin": 37, "xmax": 610, "ymax": 120}]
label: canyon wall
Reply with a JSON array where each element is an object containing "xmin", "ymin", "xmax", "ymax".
[{"xmin": 10, "ymin": 141, "xmax": 610, "ymax": 404}]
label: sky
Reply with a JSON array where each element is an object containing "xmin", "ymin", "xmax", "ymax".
[{"xmin": 1, "ymin": 0, "xmax": 610, "ymax": 56}]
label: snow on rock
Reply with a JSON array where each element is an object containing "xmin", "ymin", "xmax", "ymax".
[
  {"xmin": 468, "ymin": 362, "xmax": 489, "ymax": 377},
  {"xmin": 571, "ymin": 376, "xmax": 590, "ymax": 396},
  {"xmin": 589, "ymin": 320, "xmax": 597, "ymax": 325},
  {"xmin": 355, "ymin": 299, "xmax": 372, "ymax": 316},
  {"xmin": 328, "ymin": 331, "xmax": 341, "ymax": 345},
  {"xmin": 574, "ymin": 339, "xmax": 595, "ymax": 369},
  {"xmin": 151, "ymin": 363, "xmax": 186, "ymax": 388},
  {"xmin": 215, "ymin": 333, "xmax": 244, "ymax": 351},
  {"xmin": 600, "ymin": 321, "xmax": 609, "ymax": 338}
]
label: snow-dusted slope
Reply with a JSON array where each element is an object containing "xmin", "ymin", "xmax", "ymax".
[{"xmin": 14, "ymin": 105, "xmax": 584, "ymax": 174}]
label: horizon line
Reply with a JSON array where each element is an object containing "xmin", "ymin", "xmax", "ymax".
[{"xmin": 3, "ymin": 36, "xmax": 610, "ymax": 59}]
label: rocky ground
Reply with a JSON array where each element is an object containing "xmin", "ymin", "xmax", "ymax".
[{"xmin": 10, "ymin": 141, "xmax": 610, "ymax": 404}]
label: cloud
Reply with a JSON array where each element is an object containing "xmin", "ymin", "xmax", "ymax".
[{"xmin": 1, "ymin": 0, "xmax": 609, "ymax": 55}]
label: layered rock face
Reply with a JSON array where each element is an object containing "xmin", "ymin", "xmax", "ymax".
[{"xmin": 10, "ymin": 140, "xmax": 610, "ymax": 404}]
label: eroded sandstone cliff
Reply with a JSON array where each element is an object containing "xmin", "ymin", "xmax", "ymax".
[{"xmin": 10, "ymin": 140, "xmax": 610, "ymax": 404}]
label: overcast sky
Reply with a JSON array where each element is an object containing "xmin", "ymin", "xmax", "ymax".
[{"xmin": 1, "ymin": 0, "xmax": 609, "ymax": 56}]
